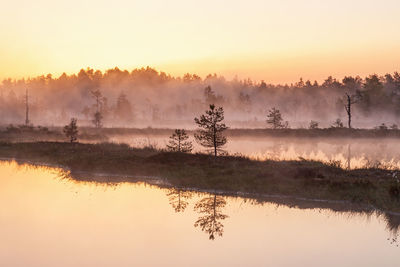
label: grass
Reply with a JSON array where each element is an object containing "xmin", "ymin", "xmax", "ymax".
[{"xmin": 1, "ymin": 141, "xmax": 400, "ymax": 213}]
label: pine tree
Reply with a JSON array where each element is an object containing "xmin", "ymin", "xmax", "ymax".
[
  {"xmin": 63, "ymin": 118, "xmax": 78, "ymax": 143},
  {"xmin": 166, "ymin": 129, "xmax": 193, "ymax": 153},
  {"xmin": 309, "ymin": 120, "xmax": 319, "ymax": 129},
  {"xmin": 194, "ymin": 194, "xmax": 228, "ymax": 240},
  {"xmin": 194, "ymin": 104, "xmax": 228, "ymax": 157},
  {"xmin": 266, "ymin": 107, "xmax": 284, "ymax": 129},
  {"xmin": 331, "ymin": 118, "xmax": 344, "ymax": 128}
]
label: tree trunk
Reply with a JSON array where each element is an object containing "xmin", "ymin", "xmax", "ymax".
[
  {"xmin": 348, "ymin": 96, "xmax": 351, "ymax": 129},
  {"xmin": 213, "ymin": 125, "xmax": 217, "ymax": 157},
  {"xmin": 346, "ymin": 94, "xmax": 352, "ymax": 129}
]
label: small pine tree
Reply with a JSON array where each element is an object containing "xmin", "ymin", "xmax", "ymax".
[
  {"xmin": 63, "ymin": 118, "xmax": 78, "ymax": 143},
  {"xmin": 167, "ymin": 129, "xmax": 193, "ymax": 153},
  {"xmin": 376, "ymin": 123, "xmax": 388, "ymax": 130},
  {"xmin": 331, "ymin": 118, "xmax": 344, "ymax": 128},
  {"xmin": 266, "ymin": 107, "xmax": 284, "ymax": 129},
  {"xmin": 194, "ymin": 104, "xmax": 228, "ymax": 157},
  {"xmin": 309, "ymin": 120, "xmax": 319, "ymax": 129}
]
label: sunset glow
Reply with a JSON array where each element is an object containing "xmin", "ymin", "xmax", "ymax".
[{"xmin": 1, "ymin": 0, "xmax": 399, "ymax": 83}]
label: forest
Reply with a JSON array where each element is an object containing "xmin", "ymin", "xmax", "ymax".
[{"xmin": 1, "ymin": 67, "xmax": 400, "ymax": 129}]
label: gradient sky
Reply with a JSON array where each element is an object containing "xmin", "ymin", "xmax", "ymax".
[{"xmin": 1, "ymin": 0, "xmax": 399, "ymax": 83}]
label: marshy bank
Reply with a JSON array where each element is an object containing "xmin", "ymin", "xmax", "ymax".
[
  {"xmin": 1, "ymin": 141, "xmax": 400, "ymax": 213},
  {"xmin": 3, "ymin": 126, "xmax": 400, "ymax": 141}
]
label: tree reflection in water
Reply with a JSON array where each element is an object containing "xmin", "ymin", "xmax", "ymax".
[
  {"xmin": 384, "ymin": 213, "xmax": 400, "ymax": 246},
  {"xmin": 194, "ymin": 194, "xmax": 228, "ymax": 240},
  {"xmin": 56, "ymin": 169, "xmax": 400, "ymax": 245},
  {"xmin": 166, "ymin": 188, "xmax": 193, "ymax": 213}
]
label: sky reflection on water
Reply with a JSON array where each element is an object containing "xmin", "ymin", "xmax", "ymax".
[{"xmin": 0, "ymin": 161, "xmax": 399, "ymax": 267}]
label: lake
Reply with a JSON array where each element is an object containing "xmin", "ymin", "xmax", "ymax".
[{"xmin": 0, "ymin": 161, "xmax": 399, "ymax": 266}]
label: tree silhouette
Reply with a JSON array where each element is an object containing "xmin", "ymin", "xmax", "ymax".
[
  {"xmin": 266, "ymin": 107, "xmax": 285, "ymax": 129},
  {"xmin": 167, "ymin": 129, "xmax": 193, "ymax": 153},
  {"xmin": 92, "ymin": 111, "xmax": 103, "ymax": 128},
  {"xmin": 204, "ymin": 86, "xmax": 223, "ymax": 105},
  {"xmin": 194, "ymin": 104, "xmax": 228, "ymax": 157},
  {"xmin": 115, "ymin": 92, "xmax": 133, "ymax": 121},
  {"xmin": 309, "ymin": 120, "xmax": 319, "ymax": 129},
  {"xmin": 344, "ymin": 93, "xmax": 359, "ymax": 129},
  {"xmin": 63, "ymin": 118, "xmax": 78, "ymax": 143},
  {"xmin": 91, "ymin": 89, "xmax": 103, "ymax": 128},
  {"xmin": 194, "ymin": 194, "xmax": 228, "ymax": 240},
  {"xmin": 331, "ymin": 118, "xmax": 344, "ymax": 128},
  {"xmin": 91, "ymin": 89, "xmax": 102, "ymax": 112},
  {"xmin": 166, "ymin": 188, "xmax": 193, "ymax": 213},
  {"xmin": 25, "ymin": 89, "xmax": 30, "ymax": 125}
]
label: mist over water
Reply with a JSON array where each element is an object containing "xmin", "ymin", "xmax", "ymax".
[
  {"xmin": 106, "ymin": 134, "xmax": 400, "ymax": 169},
  {"xmin": 1, "ymin": 67, "xmax": 400, "ymax": 129}
]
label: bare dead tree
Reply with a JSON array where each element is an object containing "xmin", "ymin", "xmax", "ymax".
[
  {"xmin": 91, "ymin": 89, "xmax": 102, "ymax": 113},
  {"xmin": 344, "ymin": 93, "xmax": 359, "ymax": 129},
  {"xmin": 25, "ymin": 89, "xmax": 29, "ymax": 125},
  {"xmin": 91, "ymin": 89, "xmax": 103, "ymax": 128}
]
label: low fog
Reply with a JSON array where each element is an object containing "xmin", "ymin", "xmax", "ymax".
[{"xmin": 1, "ymin": 67, "xmax": 400, "ymax": 129}]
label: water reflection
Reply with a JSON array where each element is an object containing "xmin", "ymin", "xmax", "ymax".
[
  {"xmin": 383, "ymin": 213, "xmax": 400, "ymax": 246},
  {"xmin": 1, "ymin": 160, "xmax": 400, "ymax": 267},
  {"xmin": 193, "ymin": 194, "xmax": 228, "ymax": 240},
  {"xmin": 53, "ymin": 163, "xmax": 400, "ymax": 243},
  {"xmin": 51, "ymin": 163, "xmax": 400, "ymax": 244},
  {"xmin": 166, "ymin": 188, "xmax": 193, "ymax": 213},
  {"xmin": 107, "ymin": 134, "xmax": 400, "ymax": 169}
]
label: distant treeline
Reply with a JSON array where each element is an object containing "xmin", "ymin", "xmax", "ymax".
[{"xmin": 1, "ymin": 67, "xmax": 400, "ymax": 128}]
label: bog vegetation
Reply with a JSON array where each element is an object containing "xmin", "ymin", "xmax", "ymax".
[{"xmin": 1, "ymin": 141, "xmax": 400, "ymax": 214}]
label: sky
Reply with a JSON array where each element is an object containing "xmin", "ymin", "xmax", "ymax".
[{"xmin": 0, "ymin": 0, "xmax": 399, "ymax": 84}]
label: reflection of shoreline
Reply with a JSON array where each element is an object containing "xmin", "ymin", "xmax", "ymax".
[
  {"xmin": 56, "ymin": 167, "xmax": 400, "ymax": 243},
  {"xmin": 4, "ymin": 159, "xmax": 399, "ymax": 245},
  {"xmin": 8, "ymin": 157, "xmax": 395, "ymax": 218}
]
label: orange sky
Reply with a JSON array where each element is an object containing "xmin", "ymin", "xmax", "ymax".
[{"xmin": 0, "ymin": 0, "xmax": 399, "ymax": 84}]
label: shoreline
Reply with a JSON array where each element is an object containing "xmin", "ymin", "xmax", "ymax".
[
  {"xmin": 2, "ymin": 126, "xmax": 400, "ymax": 140},
  {"xmin": 1, "ymin": 141, "xmax": 400, "ymax": 213},
  {"xmin": 4, "ymin": 156, "xmax": 400, "ymax": 217}
]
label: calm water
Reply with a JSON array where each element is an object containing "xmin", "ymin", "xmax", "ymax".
[
  {"xmin": 108, "ymin": 134, "xmax": 400, "ymax": 169},
  {"xmin": 1, "ymin": 161, "xmax": 399, "ymax": 267}
]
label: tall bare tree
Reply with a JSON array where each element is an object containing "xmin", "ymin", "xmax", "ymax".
[
  {"xmin": 25, "ymin": 89, "xmax": 30, "ymax": 125},
  {"xmin": 344, "ymin": 93, "xmax": 359, "ymax": 129},
  {"xmin": 91, "ymin": 89, "xmax": 103, "ymax": 128}
]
